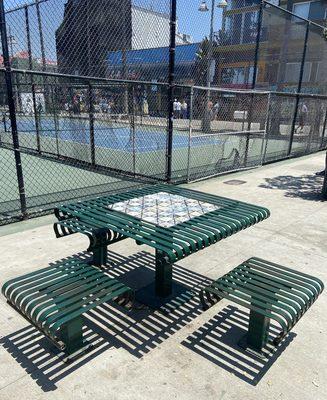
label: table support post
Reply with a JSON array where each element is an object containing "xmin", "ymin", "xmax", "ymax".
[
  {"xmin": 92, "ymin": 229, "xmax": 108, "ymax": 267},
  {"xmin": 155, "ymin": 249, "xmax": 173, "ymax": 298},
  {"xmin": 246, "ymin": 309, "xmax": 270, "ymax": 351}
]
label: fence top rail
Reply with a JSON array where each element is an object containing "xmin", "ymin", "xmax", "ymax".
[
  {"xmin": 191, "ymin": 85, "xmax": 270, "ymax": 95},
  {"xmin": 3, "ymin": 68, "xmax": 170, "ymax": 88},
  {"xmin": 262, "ymin": 0, "xmax": 326, "ymax": 30},
  {"xmin": 3, "ymin": 68, "xmax": 327, "ymax": 100},
  {"xmin": 271, "ymin": 90, "xmax": 327, "ymax": 100}
]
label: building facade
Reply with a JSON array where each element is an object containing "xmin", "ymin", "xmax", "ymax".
[
  {"xmin": 56, "ymin": 0, "xmax": 191, "ymax": 77},
  {"xmin": 213, "ymin": 0, "xmax": 327, "ymax": 93}
]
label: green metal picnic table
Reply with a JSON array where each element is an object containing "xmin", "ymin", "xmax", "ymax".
[{"xmin": 54, "ymin": 184, "xmax": 270, "ymax": 308}]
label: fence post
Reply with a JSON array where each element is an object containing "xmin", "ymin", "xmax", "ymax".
[
  {"xmin": 0, "ymin": 0, "xmax": 27, "ymax": 218},
  {"xmin": 320, "ymin": 108, "xmax": 327, "ymax": 149},
  {"xmin": 244, "ymin": 0, "xmax": 264, "ymax": 166},
  {"xmin": 261, "ymin": 92, "xmax": 272, "ymax": 164},
  {"xmin": 88, "ymin": 82, "xmax": 95, "ymax": 166},
  {"xmin": 166, "ymin": 0, "xmax": 177, "ymax": 183},
  {"xmin": 288, "ymin": 21, "xmax": 310, "ymax": 156},
  {"xmin": 186, "ymin": 87, "xmax": 194, "ymax": 182},
  {"xmin": 25, "ymin": 5, "xmax": 41, "ymax": 153}
]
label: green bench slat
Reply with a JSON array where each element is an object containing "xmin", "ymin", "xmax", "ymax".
[
  {"xmin": 201, "ymin": 257, "xmax": 324, "ymax": 351},
  {"xmin": 2, "ymin": 259, "xmax": 133, "ymax": 356}
]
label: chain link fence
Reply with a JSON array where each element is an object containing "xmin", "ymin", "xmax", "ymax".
[{"xmin": 1, "ymin": 0, "xmax": 327, "ymax": 225}]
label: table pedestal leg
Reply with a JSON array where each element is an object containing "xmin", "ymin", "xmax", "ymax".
[
  {"xmin": 155, "ymin": 249, "xmax": 172, "ymax": 297},
  {"xmin": 135, "ymin": 249, "xmax": 194, "ymax": 310},
  {"xmin": 91, "ymin": 229, "xmax": 108, "ymax": 267}
]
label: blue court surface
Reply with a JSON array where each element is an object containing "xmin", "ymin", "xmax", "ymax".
[{"xmin": 6, "ymin": 116, "xmax": 221, "ymax": 152}]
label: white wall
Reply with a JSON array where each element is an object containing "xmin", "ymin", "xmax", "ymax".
[{"xmin": 131, "ymin": 6, "xmax": 192, "ymax": 50}]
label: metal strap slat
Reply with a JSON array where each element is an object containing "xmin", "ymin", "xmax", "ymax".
[
  {"xmin": 204, "ymin": 285, "xmax": 289, "ymax": 334},
  {"xmin": 2, "ymin": 261, "xmax": 132, "ymax": 339},
  {"xmin": 6, "ymin": 263, "xmax": 90, "ymax": 309},
  {"xmin": 201, "ymin": 258, "xmax": 324, "ymax": 347},
  {"xmin": 55, "ymin": 184, "xmax": 270, "ymax": 262},
  {"xmin": 215, "ymin": 275, "xmax": 299, "ymax": 324},
  {"xmin": 59, "ymin": 204, "xmax": 179, "ymax": 261},
  {"xmin": 220, "ymin": 270, "xmax": 305, "ymax": 317},
  {"xmin": 208, "ymin": 279, "xmax": 294, "ymax": 331},
  {"xmin": 76, "ymin": 198, "xmax": 196, "ymax": 255},
  {"xmin": 241, "ymin": 262, "xmax": 320, "ymax": 304},
  {"xmin": 248, "ymin": 258, "xmax": 324, "ymax": 296},
  {"xmin": 28, "ymin": 270, "xmax": 117, "ymax": 321},
  {"xmin": 235, "ymin": 265, "xmax": 312, "ymax": 312},
  {"xmin": 48, "ymin": 285, "xmax": 129, "ymax": 334},
  {"xmin": 40, "ymin": 281, "xmax": 125, "ymax": 329},
  {"xmin": 1, "ymin": 259, "xmax": 82, "ymax": 296}
]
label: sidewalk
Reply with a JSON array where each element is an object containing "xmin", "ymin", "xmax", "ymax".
[{"xmin": 0, "ymin": 152, "xmax": 326, "ymax": 400}]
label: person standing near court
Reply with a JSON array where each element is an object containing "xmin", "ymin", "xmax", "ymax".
[
  {"xmin": 296, "ymin": 103, "xmax": 308, "ymax": 133},
  {"xmin": 212, "ymin": 100, "xmax": 219, "ymax": 121},
  {"xmin": 173, "ymin": 98, "xmax": 181, "ymax": 119},
  {"xmin": 181, "ymin": 100, "xmax": 188, "ymax": 119}
]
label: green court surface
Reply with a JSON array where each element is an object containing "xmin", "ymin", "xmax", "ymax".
[
  {"xmin": 0, "ymin": 147, "xmax": 139, "ymax": 217},
  {"xmin": 0, "ymin": 132, "xmax": 321, "ymax": 220}
]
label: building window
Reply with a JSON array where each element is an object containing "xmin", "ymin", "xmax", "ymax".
[
  {"xmin": 224, "ymin": 11, "xmax": 258, "ymax": 44},
  {"xmin": 284, "ymin": 62, "xmax": 311, "ymax": 83},
  {"xmin": 292, "ymin": 2, "xmax": 311, "ymax": 20},
  {"xmin": 292, "ymin": 1, "xmax": 327, "ymax": 21},
  {"xmin": 221, "ymin": 67, "xmax": 246, "ymax": 84}
]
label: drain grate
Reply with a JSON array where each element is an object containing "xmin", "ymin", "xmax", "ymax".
[{"xmin": 223, "ymin": 179, "xmax": 247, "ymax": 185}]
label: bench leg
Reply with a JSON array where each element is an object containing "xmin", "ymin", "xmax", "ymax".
[
  {"xmin": 246, "ymin": 309, "xmax": 270, "ymax": 352},
  {"xmin": 60, "ymin": 316, "xmax": 84, "ymax": 355},
  {"xmin": 92, "ymin": 229, "xmax": 108, "ymax": 267},
  {"xmin": 155, "ymin": 250, "xmax": 173, "ymax": 297}
]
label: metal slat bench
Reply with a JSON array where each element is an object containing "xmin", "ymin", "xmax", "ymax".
[
  {"xmin": 200, "ymin": 257, "xmax": 324, "ymax": 356},
  {"xmin": 2, "ymin": 259, "xmax": 133, "ymax": 360}
]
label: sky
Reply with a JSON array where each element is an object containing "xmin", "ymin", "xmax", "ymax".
[{"xmin": 3, "ymin": 0, "xmax": 224, "ymax": 60}]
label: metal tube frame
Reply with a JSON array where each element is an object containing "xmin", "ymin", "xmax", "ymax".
[
  {"xmin": 0, "ymin": 0, "xmax": 27, "ymax": 218},
  {"xmin": 88, "ymin": 82, "xmax": 95, "ymax": 166},
  {"xmin": 166, "ymin": 0, "xmax": 177, "ymax": 183},
  {"xmin": 288, "ymin": 21, "xmax": 310, "ymax": 156},
  {"xmin": 25, "ymin": 5, "xmax": 41, "ymax": 153}
]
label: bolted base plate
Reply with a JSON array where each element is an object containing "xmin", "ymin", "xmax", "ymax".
[{"xmin": 238, "ymin": 334, "xmax": 269, "ymax": 360}]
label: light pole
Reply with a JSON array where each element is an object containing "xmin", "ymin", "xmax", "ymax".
[{"xmin": 199, "ymin": 0, "xmax": 227, "ymax": 132}]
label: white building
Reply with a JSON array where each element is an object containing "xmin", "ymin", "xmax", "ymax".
[{"xmin": 131, "ymin": 6, "xmax": 192, "ymax": 50}]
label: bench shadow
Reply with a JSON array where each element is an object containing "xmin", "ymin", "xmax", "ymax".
[
  {"xmin": 0, "ymin": 250, "xmax": 211, "ymax": 392},
  {"xmin": 182, "ymin": 305, "xmax": 295, "ymax": 386},
  {"xmin": 259, "ymin": 173, "xmax": 325, "ymax": 201}
]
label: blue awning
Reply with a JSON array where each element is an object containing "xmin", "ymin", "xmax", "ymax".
[{"xmin": 107, "ymin": 43, "xmax": 200, "ymax": 67}]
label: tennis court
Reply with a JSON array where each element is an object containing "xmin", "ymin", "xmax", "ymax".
[
  {"xmin": 3, "ymin": 115, "xmax": 220, "ymax": 152},
  {"xmin": 0, "ymin": 146, "xmax": 140, "ymax": 220}
]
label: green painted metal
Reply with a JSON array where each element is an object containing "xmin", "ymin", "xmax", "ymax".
[
  {"xmin": 54, "ymin": 184, "xmax": 270, "ymax": 265},
  {"xmin": 200, "ymin": 257, "xmax": 324, "ymax": 352},
  {"xmin": 2, "ymin": 259, "xmax": 133, "ymax": 356}
]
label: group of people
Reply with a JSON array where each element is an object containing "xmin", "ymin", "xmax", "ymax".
[{"xmin": 173, "ymin": 99, "xmax": 188, "ymax": 119}]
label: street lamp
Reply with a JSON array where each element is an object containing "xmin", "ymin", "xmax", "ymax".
[{"xmin": 199, "ymin": 0, "xmax": 227, "ymax": 132}]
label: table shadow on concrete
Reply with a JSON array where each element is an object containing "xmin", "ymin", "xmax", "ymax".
[
  {"xmin": 182, "ymin": 305, "xmax": 295, "ymax": 386},
  {"xmin": 0, "ymin": 250, "xmax": 212, "ymax": 392}
]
